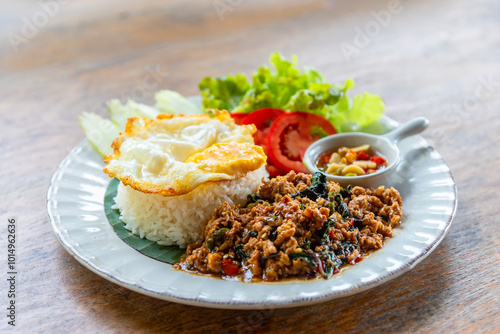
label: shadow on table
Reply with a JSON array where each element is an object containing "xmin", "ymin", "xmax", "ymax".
[{"xmin": 58, "ymin": 237, "xmax": 454, "ymax": 334}]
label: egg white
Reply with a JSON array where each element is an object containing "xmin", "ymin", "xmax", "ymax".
[{"xmin": 103, "ymin": 111, "xmax": 266, "ymax": 196}]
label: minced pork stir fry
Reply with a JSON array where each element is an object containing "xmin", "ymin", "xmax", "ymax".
[{"xmin": 176, "ymin": 171, "xmax": 403, "ymax": 281}]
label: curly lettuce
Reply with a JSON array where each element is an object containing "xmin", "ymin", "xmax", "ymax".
[
  {"xmin": 198, "ymin": 52, "xmax": 384, "ymax": 132},
  {"xmin": 199, "ymin": 74, "xmax": 250, "ymax": 111}
]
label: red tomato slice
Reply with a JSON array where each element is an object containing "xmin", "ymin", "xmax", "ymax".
[
  {"xmin": 268, "ymin": 112, "xmax": 337, "ymax": 173},
  {"xmin": 242, "ymin": 108, "xmax": 287, "ymax": 176},
  {"xmin": 230, "ymin": 113, "xmax": 248, "ymax": 125},
  {"xmin": 242, "ymin": 108, "xmax": 285, "ymax": 144},
  {"xmin": 265, "ymin": 164, "xmax": 286, "ymax": 178}
]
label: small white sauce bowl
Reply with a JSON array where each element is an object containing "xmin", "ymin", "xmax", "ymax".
[{"xmin": 303, "ymin": 117, "xmax": 429, "ymax": 188}]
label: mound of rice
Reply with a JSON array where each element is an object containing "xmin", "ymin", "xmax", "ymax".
[{"xmin": 113, "ymin": 166, "xmax": 268, "ymax": 247}]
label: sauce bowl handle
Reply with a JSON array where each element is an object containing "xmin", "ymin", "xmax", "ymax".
[{"xmin": 383, "ymin": 117, "xmax": 429, "ymax": 144}]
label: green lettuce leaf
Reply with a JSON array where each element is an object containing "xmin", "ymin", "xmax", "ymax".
[
  {"xmin": 198, "ymin": 52, "xmax": 384, "ymax": 131},
  {"xmin": 199, "ymin": 74, "xmax": 250, "ymax": 111},
  {"xmin": 233, "ymin": 53, "xmax": 325, "ymax": 113},
  {"xmin": 327, "ymin": 81, "xmax": 384, "ymax": 133}
]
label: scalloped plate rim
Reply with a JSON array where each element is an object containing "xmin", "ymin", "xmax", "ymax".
[{"xmin": 46, "ymin": 116, "xmax": 458, "ymax": 309}]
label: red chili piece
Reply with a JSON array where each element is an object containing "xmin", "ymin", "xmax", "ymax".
[
  {"xmin": 371, "ymin": 156, "xmax": 386, "ymax": 165},
  {"xmin": 221, "ymin": 259, "xmax": 239, "ymax": 275},
  {"xmin": 357, "ymin": 151, "xmax": 370, "ymax": 160}
]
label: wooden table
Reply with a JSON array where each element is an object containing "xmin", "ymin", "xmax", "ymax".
[{"xmin": 1, "ymin": 0, "xmax": 499, "ymax": 332}]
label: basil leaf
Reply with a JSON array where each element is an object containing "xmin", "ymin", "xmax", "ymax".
[
  {"xmin": 206, "ymin": 227, "xmax": 229, "ymax": 251},
  {"xmin": 289, "ymin": 252, "xmax": 317, "ymax": 267},
  {"xmin": 293, "ymin": 172, "xmax": 328, "ymax": 201}
]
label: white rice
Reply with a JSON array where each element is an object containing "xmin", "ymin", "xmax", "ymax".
[{"xmin": 112, "ymin": 166, "xmax": 268, "ymax": 247}]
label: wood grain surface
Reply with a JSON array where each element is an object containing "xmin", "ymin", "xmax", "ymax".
[{"xmin": 1, "ymin": 0, "xmax": 499, "ymax": 333}]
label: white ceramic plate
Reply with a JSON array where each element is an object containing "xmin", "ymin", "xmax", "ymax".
[{"xmin": 47, "ymin": 116, "xmax": 457, "ymax": 309}]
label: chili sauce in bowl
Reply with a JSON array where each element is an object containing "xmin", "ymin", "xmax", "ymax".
[{"xmin": 303, "ymin": 117, "xmax": 429, "ymax": 188}]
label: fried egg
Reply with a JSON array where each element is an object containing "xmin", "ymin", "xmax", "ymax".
[{"xmin": 103, "ymin": 110, "xmax": 267, "ymax": 196}]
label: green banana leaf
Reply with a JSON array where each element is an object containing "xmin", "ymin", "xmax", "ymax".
[{"xmin": 104, "ymin": 178, "xmax": 186, "ymax": 264}]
